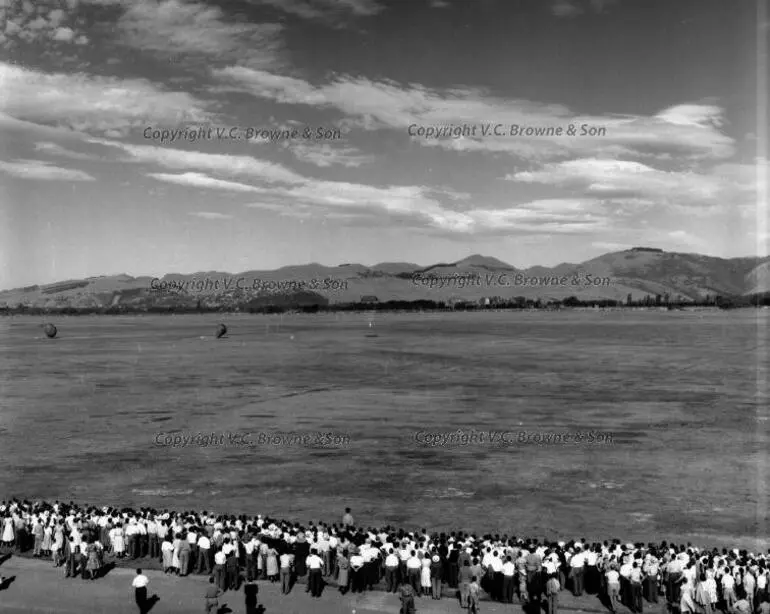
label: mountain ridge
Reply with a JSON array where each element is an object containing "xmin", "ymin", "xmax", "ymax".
[{"xmin": 3, "ymin": 248, "xmax": 770, "ymax": 309}]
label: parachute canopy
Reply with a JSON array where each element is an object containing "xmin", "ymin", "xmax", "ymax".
[
  {"xmin": 43, "ymin": 323, "xmax": 57, "ymax": 339},
  {"xmin": 215, "ymin": 323, "xmax": 227, "ymax": 339}
]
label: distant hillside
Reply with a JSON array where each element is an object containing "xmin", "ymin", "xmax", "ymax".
[{"xmin": 2, "ymin": 249, "xmax": 769, "ymax": 311}]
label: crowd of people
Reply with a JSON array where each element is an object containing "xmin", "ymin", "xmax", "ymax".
[{"xmin": 3, "ymin": 498, "xmax": 770, "ymax": 614}]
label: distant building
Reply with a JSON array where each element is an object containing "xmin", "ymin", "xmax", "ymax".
[
  {"xmin": 478, "ymin": 297, "xmax": 490, "ymax": 306},
  {"xmin": 360, "ymin": 295, "xmax": 379, "ymax": 303}
]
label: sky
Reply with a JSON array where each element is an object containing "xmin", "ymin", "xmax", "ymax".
[{"xmin": 0, "ymin": 0, "xmax": 768, "ymax": 289}]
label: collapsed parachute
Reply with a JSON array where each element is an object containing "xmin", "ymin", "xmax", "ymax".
[{"xmin": 43, "ymin": 323, "xmax": 57, "ymax": 339}]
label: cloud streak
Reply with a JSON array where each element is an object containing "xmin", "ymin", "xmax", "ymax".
[
  {"xmin": 0, "ymin": 159, "xmax": 95, "ymax": 181},
  {"xmin": 213, "ymin": 67, "xmax": 736, "ymax": 161},
  {"xmin": 0, "ymin": 62, "xmax": 212, "ymax": 137}
]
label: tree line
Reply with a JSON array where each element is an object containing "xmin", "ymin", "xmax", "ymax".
[{"xmin": 2, "ymin": 291, "xmax": 769, "ymax": 316}]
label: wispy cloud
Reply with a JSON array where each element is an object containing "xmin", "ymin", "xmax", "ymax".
[
  {"xmin": 550, "ymin": 0, "xmax": 618, "ymax": 18},
  {"xmin": 551, "ymin": 0, "xmax": 583, "ymax": 18},
  {"xmin": 592, "ymin": 241, "xmax": 631, "ymax": 251},
  {"xmin": 288, "ymin": 143, "xmax": 375, "ymax": 168},
  {"xmin": 248, "ymin": 0, "xmax": 385, "ymax": 24},
  {"xmin": 213, "ymin": 67, "xmax": 735, "ymax": 161},
  {"xmin": 89, "ymin": 138, "xmax": 307, "ymax": 184},
  {"xmin": 148, "ymin": 172, "xmax": 269, "ymax": 193},
  {"xmin": 34, "ymin": 141, "xmax": 95, "ymax": 160},
  {"xmin": 111, "ymin": 0, "xmax": 285, "ymax": 68},
  {"xmin": 189, "ymin": 211, "xmax": 233, "ymax": 220},
  {"xmin": 0, "ymin": 62, "xmax": 211, "ymax": 137},
  {"xmin": 0, "ymin": 158, "xmax": 95, "ymax": 181},
  {"xmin": 508, "ymin": 158, "xmax": 728, "ymax": 207}
]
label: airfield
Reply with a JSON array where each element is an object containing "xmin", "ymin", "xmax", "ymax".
[{"xmin": 0, "ymin": 309, "xmax": 767, "ymax": 548}]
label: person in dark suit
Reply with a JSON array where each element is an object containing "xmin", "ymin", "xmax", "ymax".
[{"xmin": 244, "ymin": 579, "xmax": 259, "ymax": 614}]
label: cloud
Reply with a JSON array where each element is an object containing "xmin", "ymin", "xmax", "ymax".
[
  {"xmin": 551, "ymin": 0, "xmax": 618, "ymax": 17},
  {"xmin": 83, "ymin": 132, "xmax": 619, "ymax": 236},
  {"xmin": 0, "ymin": 158, "xmax": 95, "ymax": 181},
  {"xmin": 551, "ymin": 0, "xmax": 582, "ymax": 17},
  {"xmin": 466, "ymin": 198, "xmax": 611, "ymax": 235},
  {"xmin": 52, "ymin": 26, "xmax": 75, "ymax": 41},
  {"xmin": 89, "ymin": 138, "xmax": 307, "ymax": 184},
  {"xmin": 0, "ymin": 0, "xmax": 89, "ymax": 48},
  {"xmin": 509, "ymin": 158, "xmax": 725, "ymax": 205},
  {"xmin": 665, "ymin": 230, "xmax": 705, "ymax": 247},
  {"xmin": 0, "ymin": 62, "xmax": 212, "ymax": 137},
  {"xmin": 108, "ymin": 0, "xmax": 284, "ymax": 68},
  {"xmin": 1, "ymin": 0, "xmax": 284, "ymax": 66},
  {"xmin": 148, "ymin": 172, "xmax": 269, "ymax": 193},
  {"xmin": 429, "ymin": 0, "xmax": 450, "ymax": 7},
  {"xmin": 189, "ymin": 211, "xmax": 233, "ymax": 220},
  {"xmin": 248, "ymin": 0, "xmax": 384, "ymax": 23},
  {"xmin": 592, "ymin": 241, "xmax": 630, "ymax": 251},
  {"xmin": 0, "ymin": 110, "xmax": 91, "ymax": 140},
  {"xmin": 213, "ymin": 67, "xmax": 736, "ymax": 161},
  {"xmin": 34, "ymin": 141, "xmax": 95, "ymax": 160},
  {"xmin": 288, "ymin": 143, "xmax": 374, "ymax": 168},
  {"xmin": 507, "ymin": 157, "xmax": 763, "ymax": 217},
  {"xmin": 265, "ymin": 183, "xmax": 611, "ymax": 235},
  {"xmin": 589, "ymin": 0, "xmax": 618, "ymax": 12}
]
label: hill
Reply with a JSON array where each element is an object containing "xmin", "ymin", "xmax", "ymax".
[{"xmin": 2, "ymin": 249, "xmax": 769, "ymax": 311}]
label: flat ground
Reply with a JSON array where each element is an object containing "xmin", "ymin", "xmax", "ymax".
[
  {"xmin": 0, "ymin": 553, "xmax": 657, "ymax": 614},
  {"xmin": 0, "ymin": 310, "xmax": 768, "ymax": 547}
]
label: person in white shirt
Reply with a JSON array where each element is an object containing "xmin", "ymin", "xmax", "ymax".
[
  {"xmin": 757, "ymin": 570, "xmax": 767, "ymax": 604},
  {"xmin": 406, "ymin": 551, "xmax": 422, "ymax": 594},
  {"xmin": 279, "ymin": 550, "xmax": 293, "ymax": 594},
  {"xmin": 316, "ymin": 534, "xmax": 331, "ymax": 577},
  {"xmin": 144, "ymin": 517, "xmax": 157, "ymax": 559},
  {"xmin": 571, "ymin": 547, "xmax": 586, "ymax": 597},
  {"xmin": 745, "ymin": 569, "xmax": 757, "ymax": 613},
  {"xmin": 606, "ymin": 566, "xmax": 621, "ymax": 612},
  {"xmin": 502, "ymin": 556, "xmax": 516, "ymax": 604},
  {"xmin": 490, "ymin": 551, "xmax": 504, "ymax": 602},
  {"xmin": 213, "ymin": 549, "xmax": 227, "ymax": 591},
  {"xmin": 586, "ymin": 547, "xmax": 599, "ymax": 594},
  {"xmin": 132, "ymin": 569, "xmax": 150, "ymax": 614},
  {"xmin": 196, "ymin": 534, "xmax": 212, "ymax": 575},
  {"xmin": 385, "ymin": 549, "xmax": 400, "ymax": 593},
  {"xmin": 328, "ymin": 534, "xmax": 338, "ymax": 577},
  {"xmin": 350, "ymin": 550, "xmax": 365, "ymax": 594},
  {"xmin": 243, "ymin": 535, "xmax": 257, "ymax": 581},
  {"xmin": 306, "ymin": 548, "xmax": 324, "ymax": 597}
]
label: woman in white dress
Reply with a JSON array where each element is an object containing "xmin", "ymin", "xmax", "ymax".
[
  {"xmin": 420, "ymin": 551, "xmax": 431, "ymax": 596},
  {"xmin": 161, "ymin": 536, "xmax": 175, "ymax": 573},
  {"xmin": 112, "ymin": 523, "xmax": 126, "ymax": 558},
  {"xmin": 1, "ymin": 514, "xmax": 14, "ymax": 548},
  {"xmin": 51, "ymin": 522, "xmax": 64, "ymax": 567},
  {"xmin": 172, "ymin": 533, "xmax": 182, "ymax": 575},
  {"xmin": 42, "ymin": 522, "xmax": 53, "ymax": 556},
  {"xmin": 680, "ymin": 564, "xmax": 698, "ymax": 614}
]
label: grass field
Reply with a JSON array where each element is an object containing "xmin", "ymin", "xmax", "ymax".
[{"xmin": 1, "ymin": 310, "xmax": 767, "ymax": 549}]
